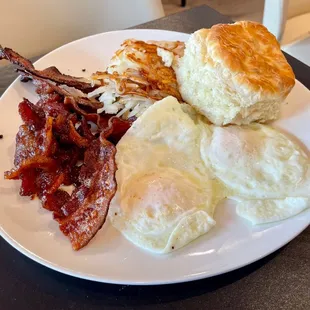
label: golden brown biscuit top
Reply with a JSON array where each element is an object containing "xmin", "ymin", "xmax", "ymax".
[{"xmin": 198, "ymin": 21, "xmax": 295, "ymax": 96}]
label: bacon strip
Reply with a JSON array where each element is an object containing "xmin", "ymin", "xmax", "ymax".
[
  {"xmin": 42, "ymin": 190, "xmax": 71, "ymax": 219},
  {"xmin": 103, "ymin": 116, "xmax": 133, "ymax": 143},
  {"xmin": 18, "ymin": 98, "xmax": 46, "ymax": 130},
  {"xmin": 2, "ymin": 47, "xmax": 134, "ymax": 251},
  {"xmin": 0, "ymin": 46, "xmax": 94, "ymax": 92},
  {"xmin": 59, "ymin": 135, "xmax": 117, "ymax": 250},
  {"xmin": 27, "ymin": 74, "xmax": 102, "ymax": 109},
  {"xmin": 0, "ymin": 46, "xmax": 102, "ymax": 110}
]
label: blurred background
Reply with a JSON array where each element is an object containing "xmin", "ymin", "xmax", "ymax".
[
  {"xmin": 163, "ymin": 0, "xmax": 265, "ymax": 21},
  {"xmin": 1, "ymin": 0, "xmax": 309, "ymax": 65}
]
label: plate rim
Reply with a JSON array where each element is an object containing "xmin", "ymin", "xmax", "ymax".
[{"xmin": 1, "ymin": 216, "xmax": 310, "ymax": 285}]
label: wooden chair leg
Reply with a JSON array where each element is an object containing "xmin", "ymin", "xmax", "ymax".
[{"xmin": 181, "ymin": 0, "xmax": 186, "ymax": 7}]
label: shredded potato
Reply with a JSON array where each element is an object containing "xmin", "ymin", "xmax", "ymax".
[{"xmin": 88, "ymin": 39, "xmax": 185, "ymax": 119}]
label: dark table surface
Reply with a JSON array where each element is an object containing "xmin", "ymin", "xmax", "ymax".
[{"xmin": 1, "ymin": 5, "xmax": 310, "ymax": 310}]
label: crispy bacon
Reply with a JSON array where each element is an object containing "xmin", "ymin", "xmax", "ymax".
[
  {"xmin": 2, "ymin": 47, "xmax": 135, "ymax": 250},
  {"xmin": 0, "ymin": 45, "xmax": 102, "ymax": 110},
  {"xmin": 19, "ymin": 98, "xmax": 46, "ymax": 130},
  {"xmin": 7, "ymin": 115, "xmax": 55, "ymax": 170},
  {"xmin": 38, "ymin": 94, "xmax": 69, "ymax": 118},
  {"xmin": 29, "ymin": 75, "xmax": 102, "ymax": 109},
  {"xmin": 0, "ymin": 46, "xmax": 95, "ymax": 92},
  {"xmin": 5, "ymin": 156, "xmax": 58, "ymax": 180},
  {"xmin": 42, "ymin": 190, "xmax": 71, "ymax": 219},
  {"xmin": 60, "ymin": 186, "xmax": 89, "ymax": 219},
  {"xmin": 12, "ymin": 125, "xmax": 41, "ymax": 167},
  {"xmin": 68, "ymin": 120, "xmax": 90, "ymax": 148},
  {"xmin": 52, "ymin": 114, "xmax": 92, "ymax": 148},
  {"xmin": 63, "ymin": 97, "xmax": 133, "ymax": 135},
  {"xmin": 59, "ymin": 136, "xmax": 117, "ymax": 250},
  {"xmin": 35, "ymin": 170, "xmax": 62, "ymax": 197},
  {"xmin": 20, "ymin": 170, "xmax": 39, "ymax": 197},
  {"xmin": 103, "ymin": 116, "xmax": 133, "ymax": 144},
  {"xmin": 79, "ymin": 117, "xmax": 95, "ymax": 141},
  {"xmin": 63, "ymin": 96, "xmax": 99, "ymax": 122},
  {"xmin": 4, "ymin": 97, "xmax": 128, "ymax": 250},
  {"xmin": 5, "ymin": 122, "xmax": 56, "ymax": 195},
  {"xmin": 41, "ymin": 117, "xmax": 57, "ymax": 156}
]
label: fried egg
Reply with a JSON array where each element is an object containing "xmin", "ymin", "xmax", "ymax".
[
  {"xmin": 234, "ymin": 197, "xmax": 309, "ymax": 224},
  {"xmin": 200, "ymin": 124, "xmax": 310, "ymax": 199},
  {"xmin": 109, "ymin": 96, "xmax": 225, "ymax": 253},
  {"xmin": 200, "ymin": 124, "xmax": 310, "ymax": 224},
  {"xmin": 109, "ymin": 96, "xmax": 309, "ymax": 253}
]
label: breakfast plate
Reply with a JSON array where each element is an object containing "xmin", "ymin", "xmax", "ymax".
[{"xmin": 0, "ymin": 29, "xmax": 310, "ymax": 285}]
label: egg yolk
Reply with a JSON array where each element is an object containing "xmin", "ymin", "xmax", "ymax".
[{"xmin": 119, "ymin": 168, "xmax": 213, "ymax": 235}]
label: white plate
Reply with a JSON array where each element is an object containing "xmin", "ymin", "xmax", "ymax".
[{"xmin": 0, "ymin": 29, "xmax": 310, "ymax": 285}]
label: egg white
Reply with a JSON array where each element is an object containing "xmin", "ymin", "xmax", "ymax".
[
  {"xmin": 234, "ymin": 197, "xmax": 309, "ymax": 224},
  {"xmin": 200, "ymin": 124, "xmax": 310, "ymax": 199},
  {"xmin": 109, "ymin": 96, "xmax": 310, "ymax": 253},
  {"xmin": 109, "ymin": 96, "xmax": 225, "ymax": 253}
]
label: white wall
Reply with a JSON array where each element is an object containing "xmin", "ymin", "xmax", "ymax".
[{"xmin": 0, "ymin": 0, "xmax": 164, "ymax": 61}]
